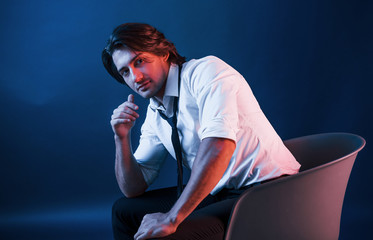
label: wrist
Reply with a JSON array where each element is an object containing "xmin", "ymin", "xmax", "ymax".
[
  {"xmin": 114, "ymin": 132, "xmax": 130, "ymax": 141},
  {"xmin": 167, "ymin": 207, "xmax": 187, "ymax": 226}
]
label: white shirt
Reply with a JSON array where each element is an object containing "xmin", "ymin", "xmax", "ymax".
[{"xmin": 134, "ymin": 56, "xmax": 300, "ymax": 195}]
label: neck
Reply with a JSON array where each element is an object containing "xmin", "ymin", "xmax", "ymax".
[{"xmin": 154, "ymin": 62, "xmax": 171, "ymax": 104}]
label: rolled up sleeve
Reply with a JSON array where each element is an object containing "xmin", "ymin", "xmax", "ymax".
[
  {"xmin": 134, "ymin": 109, "xmax": 168, "ymax": 186},
  {"xmin": 190, "ymin": 57, "xmax": 240, "ymax": 142}
]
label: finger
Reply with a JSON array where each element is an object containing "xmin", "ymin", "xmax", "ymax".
[
  {"xmin": 111, "ymin": 113, "xmax": 136, "ymax": 122},
  {"xmin": 117, "ymin": 102, "xmax": 139, "ymax": 112},
  {"xmin": 134, "ymin": 229, "xmax": 145, "ymax": 240},
  {"xmin": 128, "ymin": 94, "xmax": 134, "ymax": 103},
  {"xmin": 134, "ymin": 230, "xmax": 140, "ymax": 240},
  {"xmin": 113, "ymin": 104, "xmax": 139, "ymax": 118},
  {"xmin": 123, "ymin": 107, "xmax": 140, "ymax": 118},
  {"xmin": 110, "ymin": 119, "xmax": 131, "ymax": 126},
  {"xmin": 112, "ymin": 107, "xmax": 139, "ymax": 119},
  {"xmin": 119, "ymin": 112, "xmax": 137, "ymax": 121},
  {"xmin": 128, "ymin": 94, "xmax": 139, "ymax": 111},
  {"xmin": 135, "ymin": 230, "xmax": 152, "ymax": 240}
]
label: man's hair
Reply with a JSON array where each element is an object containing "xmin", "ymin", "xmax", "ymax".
[{"xmin": 102, "ymin": 23, "xmax": 186, "ymax": 84}]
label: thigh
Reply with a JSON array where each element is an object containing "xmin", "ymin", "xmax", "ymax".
[
  {"xmin": 113, "ymin": 186, "xmax": 219, "ymax": 223},
  {"xmin": 113, "ymin": 186, "xmax": 178, "ymax": 223},
  {"xmin": 113, "ymin": 187, "xmax": 237, "ymax": 240},
  {"xmin": 112, "ymin": 186, "xmax": 180, "ymax": 239}
]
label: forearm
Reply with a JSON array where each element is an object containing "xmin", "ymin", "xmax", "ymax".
[
  {"xmin": 168, "ymin": 137, "xmax": 236, "ymax": 224},
  {"xmin": 114, "ymin": 133, "xmax": 148, "ymax": 198}
]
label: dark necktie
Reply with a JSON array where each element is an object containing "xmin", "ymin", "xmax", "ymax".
[
  {"xmin": 158, "ymin": 103, "xmax": 184, "ymax": 197},
  {"xmin": 158, "ymin": 64, "xmax": 184, "ymax": 197}
]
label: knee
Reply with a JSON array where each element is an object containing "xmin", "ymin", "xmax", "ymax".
[
  {"xmin": 112, "ymin": 196, "xmax": 137, "ymax": 221},
  {"xmin": 112, "ymin": 197, "xmax": 142, "ymax": 239},
  {"xmin": 112, "ymin": 197, "xmax": 144, "ymax": 222},
  {"xmin": 112, "ymin": 196, "xmax": 129, "ymax": 214}
]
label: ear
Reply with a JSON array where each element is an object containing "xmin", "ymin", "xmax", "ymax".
[{"xmin": 163, "ymin": 53, "xmax": 170, "ymax": 62}]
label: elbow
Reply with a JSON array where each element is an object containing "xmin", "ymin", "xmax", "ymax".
[
  {"xmin": 122, "ymin": 191, "xmax": 142, "ymax": 199},
  {"xmin": 119, "ymin": 183, "xmax": 148, "ymax": 198},
  {"xmin": 121, "ymin": 188, "xmax": 145, "ymax": 199},
  {"xmin": 115, "ymin": 167, "xmax": 148, "ymax": 198}
]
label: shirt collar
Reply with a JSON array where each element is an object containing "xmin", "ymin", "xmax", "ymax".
[{"xmin": 150, "ymin": 64, "xmax": 179, "ymax": 116}]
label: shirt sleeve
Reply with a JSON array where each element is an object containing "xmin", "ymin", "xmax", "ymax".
[
  {"xmin": 134, "ymin": 106, "xmax": 168, "ymax": 186},
  {"xmin": 189, "ymin": 56, "xmax": 241, "ymax": 142}
]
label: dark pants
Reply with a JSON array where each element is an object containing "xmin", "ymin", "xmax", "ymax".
[{"xmin": 112, "ymin": 186, "xmax": 247, "ymax": 240}]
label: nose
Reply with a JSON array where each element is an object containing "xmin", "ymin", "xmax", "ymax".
[{"xmin": 132, "ymin": 68, "xmax": 144, "ymax": 83}]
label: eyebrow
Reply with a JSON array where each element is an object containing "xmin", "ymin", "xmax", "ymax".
[{"xmin": 117, "ymin": 53, "xmax": 143, "ymax": 74}]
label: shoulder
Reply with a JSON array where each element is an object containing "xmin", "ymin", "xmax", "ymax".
[
  {"xmin": 180, "ymin": 56, "xmax": 244, "ymax": 96},
  {"xmin": 181, "ymin": 55, "xmax": 242, "ymax": 83},
  {"xmin": 182, "ymin": 55, "xmax": 229, "ymax": 73},
  {"xmin": 181, "ymin": 56, "xmax": 239, "ymax": 82}
]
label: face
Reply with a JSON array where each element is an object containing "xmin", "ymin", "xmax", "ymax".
[{"xmin": 112, "ymin": 47, "xmax": 170, "ymax": 100}]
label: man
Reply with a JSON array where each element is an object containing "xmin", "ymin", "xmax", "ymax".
[{"xmin": 102, "ymin": 23, "xmax": 300, "ymax": 240}]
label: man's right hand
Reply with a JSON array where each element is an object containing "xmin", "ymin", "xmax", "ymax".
[{"xmin": 111, "ymin": 94, "xmax": 140, "ymax": 138}]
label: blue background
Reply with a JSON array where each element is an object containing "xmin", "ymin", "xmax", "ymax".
[{"xmin": 1, "ymin": 0, "xmax": 372, "ymax": 239}]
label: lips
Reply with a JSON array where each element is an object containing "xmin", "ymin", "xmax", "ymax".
[{"xmin": 136, "ymin": 80, "xmax": 150, "ymax": 92}]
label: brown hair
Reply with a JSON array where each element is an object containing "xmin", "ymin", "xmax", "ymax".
[{"xmin": 102, "ymin": 23, "xmax": 186, "ymax": 84}]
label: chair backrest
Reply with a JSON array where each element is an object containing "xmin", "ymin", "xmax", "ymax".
[{"xmin": 225, "ymin": 133, "xmax": 365, "ymax": 240}]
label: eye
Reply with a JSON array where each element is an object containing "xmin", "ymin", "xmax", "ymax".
[
  {"xmin": 121, "ymin": 68, "xmax": 130, "ymax": 77},
  {"xmin": 135, "ymin": 58, "xmax": 144, "ymax": 66}
]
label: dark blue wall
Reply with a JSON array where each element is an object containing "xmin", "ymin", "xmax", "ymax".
[{"xmin": 1, "ymin": 0, "xmax": 372, "ymax": 239}]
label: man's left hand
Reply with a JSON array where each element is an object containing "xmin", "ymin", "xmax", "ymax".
[{"xmin": 134, "ymin": 212, "xmax": 178, "ymax": 240}]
